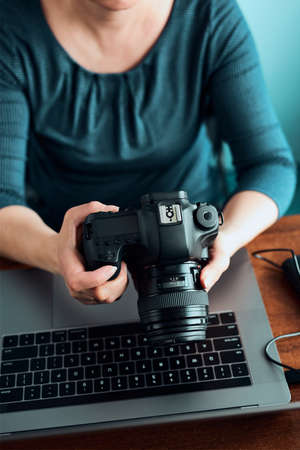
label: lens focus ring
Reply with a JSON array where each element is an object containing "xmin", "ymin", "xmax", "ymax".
[{"xmin": 138, "ymin": 290, "xmax": 208, "ymax": 314}]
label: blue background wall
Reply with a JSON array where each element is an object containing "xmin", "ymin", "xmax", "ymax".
[{"xmin": 237, "ymin": 0, "xmax": 300, "ymax": 162}]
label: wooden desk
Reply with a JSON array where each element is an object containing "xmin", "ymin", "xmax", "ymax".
[{"xmin": 2, "ymin": 215, "xmax": 300, "ymax": 450}]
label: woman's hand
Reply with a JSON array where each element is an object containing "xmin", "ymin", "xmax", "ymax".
[
  {"xmin": 199, "ymin": 190, "xmax": 279, "ymax": 291},
  {"xmin": 199, "ymin": 191, "xmax": 280, "ymax": 291},
  {"xmin": 55, "ymin": 201, "xmax": 128, "ymax": 305},
  {"xmin": 199, "ymin": 230, "xmax": 232, "ymax": 292}
]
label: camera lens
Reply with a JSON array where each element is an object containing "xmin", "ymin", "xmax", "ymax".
[{"xmin": 137, "ymin": 262, "xmax": 209, "ymax": 344}]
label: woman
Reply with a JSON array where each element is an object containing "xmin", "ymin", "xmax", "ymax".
[{"xmin": 0, "ymin": 0, "xmax": 296, "ymax": 304}]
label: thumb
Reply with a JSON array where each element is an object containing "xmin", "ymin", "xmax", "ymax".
[{"xmin": 200, "ymin": 250, "xmax": 230, "ymax": 292}]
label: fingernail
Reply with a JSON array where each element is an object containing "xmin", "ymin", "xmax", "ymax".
[
  {"xmin": 203, "ymin": 275, "xmax": 212, "ymax": 291},
  {"xmin": 103, "ymin": 266, "xmax": 118, "ymax": 279}
]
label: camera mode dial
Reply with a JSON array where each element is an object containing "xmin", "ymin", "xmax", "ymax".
[{"xmin": 195, "ymin": 204, "xmax": 218, "ymax": 230}]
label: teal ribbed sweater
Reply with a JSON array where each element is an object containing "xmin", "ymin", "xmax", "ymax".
[{"xmin": 0, "ymin": 0, "xmax": 297, "ymax": 230}]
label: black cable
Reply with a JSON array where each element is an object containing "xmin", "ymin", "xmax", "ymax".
[
  {"xmin": 265, "ymin": 332, "xmax": 300, "ymax": 384},
  {"xmin": 252, "ymin": 248, "xmax": 300, "ymax": 384},
  {"xmin": 252, "ymin": 248, "xmax": 300, "ymax": 275}
]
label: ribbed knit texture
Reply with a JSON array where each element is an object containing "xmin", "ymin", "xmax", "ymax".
[{"xmin": 0, "ymin": 0, "xmax": 297, "ymax": 230}]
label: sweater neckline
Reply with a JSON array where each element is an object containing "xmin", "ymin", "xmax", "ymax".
[{"xmin": 37, "ymin": 0, "xmax": 178, "ymax": 79}]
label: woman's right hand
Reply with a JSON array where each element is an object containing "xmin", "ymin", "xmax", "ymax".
[{"xmin": 55, "ymin": 201, "xmax": 128, "ymax": 305}]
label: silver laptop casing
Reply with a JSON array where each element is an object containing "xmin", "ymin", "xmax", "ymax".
[{"xmin": 0, "ymin": 249, "xmax": 291, "ymax": 439}]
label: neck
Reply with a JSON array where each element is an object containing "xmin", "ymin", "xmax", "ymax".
[{"xmin": 68, "ymin": 0, "xmax": 152, "ymax": 35}]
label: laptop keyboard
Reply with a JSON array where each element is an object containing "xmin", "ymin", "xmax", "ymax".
[{"xmin": 0, "ymin": 312, "xmax": 251, "ymax": 413}]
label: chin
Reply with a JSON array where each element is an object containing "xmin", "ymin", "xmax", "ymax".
[{"xmin": 88, "ymin": 0, "xmax": 140, "ymax": 10}]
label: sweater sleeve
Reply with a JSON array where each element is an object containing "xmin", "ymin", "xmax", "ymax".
[
  {"xmin": 0, "ymin": 26, "xmax": 29, "ymax": 209},
  {"xmin": 207, "ymin": 0, "xmax": 297, "ymax": 217}
]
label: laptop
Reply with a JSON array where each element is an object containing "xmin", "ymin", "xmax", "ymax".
[{"xmin": 0, "ymin": 248, "xmax": 292, "ymax": 440}]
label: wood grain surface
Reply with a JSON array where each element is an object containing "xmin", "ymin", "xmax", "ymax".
[{"xmin": 1, "ymin": 215, "xmax": 300, "ymax": 450}]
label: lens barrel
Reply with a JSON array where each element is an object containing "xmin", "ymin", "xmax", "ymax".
[{"xmin": 137, "ymin": 262, "xmax": 209, "ymax": 344}]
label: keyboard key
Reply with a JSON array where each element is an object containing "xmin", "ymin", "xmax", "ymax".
[
  {"xmin": 25, "ymin": 386, "xmax": 40, "ymax": 400},
  {"xmin": 36, "ymin": 332, "xmax": 50, "ymax": 344},
  {"xmin": 220, "ymin": 312, "xmax": 236, "ymax": 324},
  {"xmin": 52, "ymin": 331, "xmax": 67, "ymax": 342},
  {"xmin": 89, "ymin": 339, "xmax": 103, "ymax": 352},
  {"xmin": 102, "ymin": 364, "xmax": 118, "ymax": 377},
  {"xmin": 203, "ymin": 352, "xmax": 220, "ymax": 366},
  {"xmin": 77, "ymin": 380, "xmax": 93, "ymax": 394},
  {"xmin": 129, "ymin": 375, "xmax": 145, "ymax": 389},
  {"xmin": 59, "ymin": 382, "xmax": 75, "ymax": 396},
  {"xmin": 121, "ymin": 336, "xmax": 136, "ymax": 347},
  {"xmin": 114, "ymin": 349, "xmax": 130, "ymax": 362},
  {"xmin": 221, "ymin": 350, "xmax": 245, "ymax": 364},
  {"xmin": 47, "ymin": 356, "xmax": 63, "ymax": 369},
  {"xmin": 214, "ymin": 365, "xmax": 231, "ymax": 379},
  {"xmin": 94, "ymin": 378, "xmax": 110, "ymax": 392},
  {"xmin": 56, "ymin": 342, "xmax": 71, "ymax": 355},
  {"xmin": 146, "ymin": 373, "xmax": 162, "ymax": 387},
  {"xmin": 180, "ymin": 369, "xmax": 197, "ymax": 383},
  {"xmin": 34, "ymin": 371, "xmax": 49, "ymax": 384},
  {"xmin": 206, "ymin": 324, "xmax": 239, "ymax": 339},
  {"xmin": 2, "ymin": 346, "xmax": 37, "ymax": 360},
  {"xmin": 163, "ymin": 371, "xmax": 179, "ymax": 385},
  {"xmin": 0, "ymin": 374, "xmax": 15, "ymax": 388},
  {"xmin": 207, "ymin": 314, "xmax": 219, "ymax": 325},
  {"xmin": 180, "ymin": 343, "xmax": 196, "ymax": 354},
  {"xmin": 51, "ymin": 369, "xmax": 67, "ymax": 383},
  {"xmin": 42, "ymin": 384, "xmax": 58, "ymax": 398},
  {"xmin": 1, "ymin": 360, "xmax": 29, "ymax": 374},
  {"xmin": 81, "ymin": 353, "xmax": 96, "ymax": 366},
  {"xmin": 198, "ymin": 367, "xmax": 214, "ymax": 381},
  {"xmin": 138, "ymin": 335, "xmax": 149, "ymax": 346},
  {"xmin": 112, "ymin": 376, "xmax": 128, "ymax": 390},
  {"xmin": 3, "ymin": 335, "xmax": 18, "ymax": 347},
  {"xmin": 148, "ymin": 347, "xmax": 163, "ymax": 358},
  {"xmin": 213, "ymin": 337, "xmax": 242, "ymax": 351},
  {"xmin": 39, "ymin": 344, "xmax": 54, "ymax": 357},
  {"xmin": 20, "ymin": 334, "xmax": 34, "ymax": 346},
  {"xmin": 68, "ymin": 367, "xmax": 84, "ymax": 381},
  {"xmin": 64, "ymin": 354, "xmax": 79, "ymax": 367},
  {"xmin": 131, "ymin": 348, "xmax": 146, "ymax": 360},
  {"xmin": 105, "ymin": 337, "xmax": 120, "ymax": 350},
  {"xmin": 231, "ymin": 363, "xmax": 249, "ymax": 377},
  {"xmin": 170, "ymin": 357, "xmax": 186, "ymax": 369},
  {"xmin": 31, "ymin": 358, "xmax": 46, "ymax": 371},
  {"xmin": 17, "ymin": 373, "xmax": 33, "ymax": 386},
  {"xmin": 72, "ymin": 341, "xmax": 87, "ymax": 353},
  {"xmin": 196, "ymin": 340, "xmax": 213, "ymax": 353},
  {"xmin": 68, "ymin": 328, "xmax": 87, "ymax": 341},
  {"xmin": 85, "ymin": 366, "xmax": 101, "ymax": 379},
  {"xmin": 136, "ymin": 360, "xmax": 152, "ymax": 373},
  {"xmin": 98, "ymin": 351, "xmax": 113, "ymax": 364},
  {"xmin": 164, "ymin": 345, "xmax": 179, "ymax": 357},
  {"xmin": 119, "ymin": 362, "xmax": 135, "ymax": 375},
  {"xmin": 153, "ymin": 358, "xmax": 169, "ymax": 371},
  {"xmin": 0, "ymin": 387, "xmax": 23, "ymax": 403},
  {"xmin": 187, "ymin": 354, "xmax": 202, "ymax": 367}
]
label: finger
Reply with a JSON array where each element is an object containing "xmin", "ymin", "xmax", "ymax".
[
  {"xmin": 66, "ymin": 262, "xmax": 118, "ymax": 293},
  {"xmin": 200, "ymin": 251, "xmax": 230, "ymax": 292},
  {"xmin": 64, "ymin": 201, "xmax": 119, "ymax": 230},
  {"xmin": 93, "ymin": 262, "xmax": 128, "ymax": 303}
]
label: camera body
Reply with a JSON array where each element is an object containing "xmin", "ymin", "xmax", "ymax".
[{"xmin": 83, "ymin": 191, "xmax": 222, "ymax": 344}]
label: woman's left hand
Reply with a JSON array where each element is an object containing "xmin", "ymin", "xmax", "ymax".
[{"xmin": 199, "ymin": 230, "xmax": 232, "ymax": 292}]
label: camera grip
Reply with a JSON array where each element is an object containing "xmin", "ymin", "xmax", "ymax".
[{"xmin": 82, "ymin": 228, "xmax": 122, "ymax": 279}]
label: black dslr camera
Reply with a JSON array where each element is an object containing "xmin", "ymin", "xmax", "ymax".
[{"xmin": 82, "ymin": 191, "xmax": 222, "ymax": 344}]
